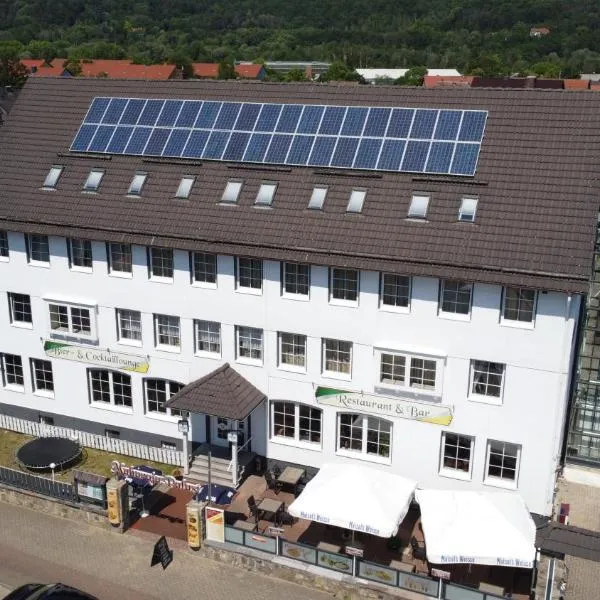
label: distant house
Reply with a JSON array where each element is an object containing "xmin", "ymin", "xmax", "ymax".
[
  {"xmin": 192, "ymin": 63, "xmax": 266, "ymax": 80},
  {"xmin": 530, "ymin": 27, "xmax": 551, "ymax": 37},
  {"xmin": 22, "ymin": 59, "xmax": 177, "ymax": 80},
  {"xmin": 264, "ymin": 61, "xmax": 331, "ymax": 78},
  {"xmin": 424, "ymin": 75, "xmax": 474, "ymax": 88},
  {"xmin": 357, "ymin": 68, "xmax": 461, "ymax": 84},
  {"xmin": 581, "ymin": 74, "xmax": 600, "ymax": 82},
  {"xmin": 21, "ymin": 59, "xmax": 68, "ymax": 77}
]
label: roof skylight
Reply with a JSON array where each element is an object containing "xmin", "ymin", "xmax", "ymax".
[
  {"xmin": 128, "ymin": 171, "xmax": 147, "ymax": 196},
  {"xmin": 221, "ymin": 180, "xmax": 242, "ymax": 203},
  {"xmin": 408, "ymin": 193, "xmax": 430, "ymax": 219},
  {"xmin": 83, "ymin": 169, "xmax": 104, "ymax": 192},
  {"xmin": 43, "ymin": 165, "xmax": 64, "ymax": 189},
  {"xmin": 347, "ymin": 188, "xmax": 367, "ymax": 213},
  {"xmin": 308, "ymin": 186, "xmax": 327, "ymax": 210},
  {"xmin": 255, "ymin": 182, "xmax": 277, "ymax": 206},
  {"xmin": 176, "ymin": 176, "xmax": 195, "ymax": 199},
  {"xmin": 458, "ymin": 197, "xmax": 478, "ymax": 222}
]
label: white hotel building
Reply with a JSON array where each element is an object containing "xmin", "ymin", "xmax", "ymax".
[{"xmin": 0, "ymin": 78, "xmax": 597, "ymax": 517}]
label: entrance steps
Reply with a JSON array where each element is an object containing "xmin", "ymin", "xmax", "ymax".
[{"xmin": 186, "ymin": 443, "xmax": 256, "ymax": 488}]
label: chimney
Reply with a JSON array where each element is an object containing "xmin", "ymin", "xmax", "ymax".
[{"xmin": 525, "ymin": 75, "xmax": 536, "ymax": 88}]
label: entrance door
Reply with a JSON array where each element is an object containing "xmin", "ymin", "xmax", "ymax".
[{"xmin": 212, "ymin": 417, "xmax": 245, "ymax": 448}]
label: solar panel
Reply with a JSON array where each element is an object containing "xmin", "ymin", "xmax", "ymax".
[{"xmin": 71, "ymin": 97, "xmax": 488, "ymax": 176}]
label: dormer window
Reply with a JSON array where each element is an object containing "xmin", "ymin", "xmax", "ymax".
[
  {"xmin": 408, "ymin": 193, "xmax": 429, "ymax": 219},
  {"xmin": 308, "ymin": 186, "xmax": 327, "ymax": 210},
  {"xmin": 222, "ymin": 180, "xmax": 242, "ymax": 204},
  {"xmin": 83, "ymin": 169, "xmax": 104, "ymax": 192},
  {"xmin": 128, "ymin": 171, "xmax": 147, "ymax": 196},
  {"xmin": 176, "ymin": 176, "xmax": 195, "ymax": 199},
  {"xmin": 346, "ymin": 188, "xmax": 366, "ymax": 213},
  {"xmin": 255, "ymin": 182, "xmax": 277, "ymax": 206},
  {"xmin": 43, "ymin": 166, "xmax": 64, "ymax": 189},
  {"xmin": 458, "ymin": 197, "xmax": 478, "ymax": 222}
]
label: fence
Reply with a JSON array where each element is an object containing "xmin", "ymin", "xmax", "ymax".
[
  {"xmin": 0, "ymin": 465, "xmax": 77, "ymax": 502},
  {"xmin": 223, "ymin": 525, "xmax": 507, "ymax": 600},
  {"xmin": 0, "ymin": 414, "xmax": 183, "ymax": 466}
]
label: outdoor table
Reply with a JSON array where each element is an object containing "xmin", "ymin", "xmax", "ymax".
[
  {"xmin": 317, "ymin": 541, "xmax": 342, "ymax": 554},
  {"xmin": 234, "ymin": 519, "xmax": 257, "ymax": 532},
  {"xmin": 389, "ymin": 559, "xmax": 415, "ymax": 573},
  {"xmin": 277, "ymin": 466, "xmax": 305, "ymax": 494},
  {"xmin": 478, "ymin": 582, "xmax": 505, "ymax": 595},
  {"xmin": 257, "ymin": 497, "xmax": 283, "ymax": 520}
]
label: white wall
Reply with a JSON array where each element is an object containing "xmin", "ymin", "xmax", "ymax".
[{"xmin": 0, "ymin": 231, "xmax": 580, "ymax": 514}]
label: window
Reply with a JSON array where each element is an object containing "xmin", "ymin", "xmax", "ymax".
[
  {"xmin": 69, "ymin": 239, "xmax": 93, "ymax": 270},
  {"xmin": 161, "ymin": 441, "xmax": 177, "ymax": 450},
  {"xmin": 236, "ymin": 326, "xmax": 263, "ymax": 362},
  {"xmin": 89, "ymin": 370, "xmax": 132, "ymax": 407},
  {"xmin": 308, "ymin": 186, "xmax": 327, "ymax": 210},
  {"xmin": 236, "ymin": 257, "xmax": 263, "ymax": 291},
  {"xmin": 458, "ymin": 197, "xmax": 478, "ymax": 222},
  {"xmin": 43, "ymin": 165, "xmax": 63, "ymax": 189},
  {"xmin": 0, "ymin": 230, "xmax": 8, "ymax": 259},
  {"xmin": 330, "ymin": 268, "xmax": 359, "ymax": 303},
  {"xmin": 144, "ymin": 379, "xmax": 184, "ymax": 416},
  {"xmin": 278, "ymin": 333, "xmax": 307, "ymax": 369},
  {"xmin": 149, "ymin": 247, "xmax": 174, "ymax": 280},
  {"xmin": 408, "ymin": 194, "xmax": 429, "ymax": 219},
  {"xmin": 1, "ymin": 354, "xmax": 24, "ymax": 389},
  {"xmin": 346, "ymin": 189, "xmax": 366, "ymax": 213},
  {"xmin": 83, "ymin": 169, "xmax": 104, "ymax": 191},
  {"xmin": 8, "ymin": 293, "xmax": 32, "ymax": 326},
  {"xmin": 222, "ymin": 180, "xmax": 242, "ymax": 203},
  {"xmin": 191, "ymin": 252, "xmax": 217, "ymax": 286},
  {"xmin": 117, "ymin": 309, "xmax": 142, "ymax": 344},
  {"xmin": 470, "ymin": 360, "xmax": 505, "ymax": 399},
  {"xmin": 486, "ymin": 440, "xmax": 520, "ymax": 484},
  {"xmin": 128, "ymin": 171, "xmax": 147, "ymax": 195},
  {"xmin": 380, "ymin": 273, "xmax": 411, "ymax": 309},
  {"xmin": 107, "ymin": 243, "xmax": 132, "ymax": 274},
  {"xmin": 282, "ymin": 262, "xmax": 310, "ymax": 296},
  {"xmin": 440, "ymin": 280, "xmax": 472, "ymax": 316},
  {"xmin": 105, "ymin": 429, "xmax": 121, "ymax": 439},
  {"xmin": 31, "ymin": 359, "xmax": 54, "ymax": 395},
  {"xmin": 195, "ymin": 320, "xmax": 221, "ymax": 355},
  {"xmin": 502, "ymin": 288, "xmax": 536, "ymax": 323},
  {"xmin": 271, "ymin": 401, "xmax": 322, "ymax": 445},
  {"xmin": 338, "ymin": 414, "xmax": 391, "ymax": 459},
  {"xmin": 39, "ymin": 415, "xmax": 54, "ymax": 425},
  {"xmin": 441, "ymin": 432, "xmax": 474, "ymax": 477},
  {"xmin": 154, "ymin": 314, "xmax": 180, "ymax": 349},
  {"xmin": 378, "ymin": 352, "xmax": 439, "ymax": 392},
  {"xmin": 48, "ymin": 302, "xmax": 93, "ymax": 337},
  {"xmin": 176, "ymin": 176, "xmax": 195, "ymax": 199},
  {"xmin": 323, "ymin": 338, "xmax": 352, "ymax": 376},
  {"xmin": 255, "ymin": 182, "xmax": 277, "ymax": 206},
  {"xmin": 26, "ymin": 234, "xmax": 50, "ymax": 264}
]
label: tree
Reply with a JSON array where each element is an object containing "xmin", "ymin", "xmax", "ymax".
[
  {"xmin": 218, "ymin": 60, "xmax": 237, "ymax": 79},
  {"xmin": 283, "ymin": 68, "xmax": 308, "ymax": 82},
  {"xmin": 0, "ymin": 41, "xmax": 27, "ymax": 88},
  {"xmin": 394, "ymin": 66, "xmax": 427, "ymax": 86},
  {"xmin": 62, "ymin": 59, "xmax": 82, "ymax": 77},
  {"xmin": 319, "ymin": 61, "xmax": 364, "ymax": 83}
]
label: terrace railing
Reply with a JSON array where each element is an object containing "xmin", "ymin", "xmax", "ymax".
[{"xmin": 0, "ymin": 465, "xmax": 77, "ymax": 502}]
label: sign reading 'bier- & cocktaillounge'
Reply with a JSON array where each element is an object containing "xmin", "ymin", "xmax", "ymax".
[{"xmin": 315, "ymin": 387, "xmax": 453, "ymax": 426}]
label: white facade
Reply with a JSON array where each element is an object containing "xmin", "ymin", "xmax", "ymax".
[
  {"xmin": 356, "ymin": 68, "xmax": 461, "ymax": 83},
  {"xmin": 0, "ymin": 230, "xmax": 579, "ymax": 515}
]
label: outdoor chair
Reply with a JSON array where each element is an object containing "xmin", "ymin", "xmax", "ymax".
[
  {"xmin": 271, "ymin": 464, "xmax": 282, "ymax": 479},
  {"xmin": 265, "ymin": 470, "xmax": 283, "ymax": 494},
  {"xmin": 411, "ymin": 536, "xmax": 427, "ymax": 561},
  {"xmin": 247, "ymin": 495, "xmax": 262, "ymax": 523},
  {"xmin": 276, "ymin": 503, "xmax": 296, "ymax": 526}
]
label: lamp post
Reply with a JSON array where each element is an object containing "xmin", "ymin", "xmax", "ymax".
[
  {"xmin": 49, "ymin": 462, "xmax": 56, "ymax": 483},
  {"xmin": 178, "ymin": 417, "xmax": 190, "ymax": 476}
]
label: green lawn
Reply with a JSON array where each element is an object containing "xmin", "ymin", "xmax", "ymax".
[{"xmin": 0, "ymin": 429, "xmax": 175, "ymax": 482}]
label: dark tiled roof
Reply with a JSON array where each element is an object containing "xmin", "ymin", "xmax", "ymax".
[
  {"xmin": 0, "ymin": 78, "xmax": 599, "ymax": 292},
  {"xmin": 536, "ymin": 522, "xmax": 600, "ymax": 562},
  {"xmin": 166, "ymin": 363, "xmax": 266, "ymax": 420}
]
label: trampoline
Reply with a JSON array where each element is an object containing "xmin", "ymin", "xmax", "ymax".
[{"xmin": 16, "ymin": 436, "xmax": 82, "ymax": 472}]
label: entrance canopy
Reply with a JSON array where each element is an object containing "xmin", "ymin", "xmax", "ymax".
[
  {"xmin": 415, "ymin": 489, "xmax": 536, "ymax": 568},
  {"xmin": 288, "ymin": 462, "xmax": 417, "ymax": 538}
]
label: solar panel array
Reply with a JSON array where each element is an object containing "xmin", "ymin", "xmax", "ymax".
[{"xmin": 70, "ymin": 97, "xmax": 488, "ymax": 176}]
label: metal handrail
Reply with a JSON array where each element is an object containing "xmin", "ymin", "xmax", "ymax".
[{"xmin": 227, "ymin": 436, "xmax": 255, "ymax": 473}]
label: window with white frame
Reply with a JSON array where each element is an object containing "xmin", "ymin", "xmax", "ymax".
[
  {"xmin": 278, "ymin": 333, "xmax": 307, "ymax": 369},
  {"xmin": 236, "ymin": 257, "xmax": 263, "ymax": 291},
  {"xmin": 154, "ymin": 314, "xmax": 180, "ymax": 349},
  {"xmin": 1, "ymin": 353, "xmax": 24, "ymax": 389},
  {"xmin": 236, "ymin": 326, "xmax": 263, "ymax": 362},
  {"xmin": 470, "ymin": 360, "xmax": 505, "ymax": 399},
  {"xmin": 271, "ymin": 401, "xmax": 322, "ymax": 444},
  {"xmin": 43, "ymin": 165, "xmax": 64, "ymax": 189},
  {"xmin": 26, "ymin": 234, "xmax": 50, "ymax": 264},
  {"xmin": 485, "ymin": 440, "xmax": 520, "ymax": 484},
  {"xmin": 410, "ymin": 357, "xmax": 437, "ymax": 389},
  {"xmin": 83, "ymin": 169, "xmax": 104, "ymax": 192},
  {"xmin": 323, "ymin": 338, "xmax": 352, "ymax": 376},
  {"xmin": 380, "ymin": 353, "xmax": 406, "ymax": 385},
  {"xmin": 191, "ymin": 252, "xmax": 217, "ymax": 285},
  {"xmin": 30, "ymin": 359, "xmax": 54, "ymax": 395},
  {"xmin": 502, "ymin": 288, "xmax": 536, "ymax": 323},
  {"xmin": 107, "ymin": 243, "xmax": 132, "ymax": 274},
  {"xmin": 176, "ymin": 176, "xmax": 195, "ymax": 199},
  {"xmin": 222, "ymin": 180, "xmax": 243, "ymax": 203},
  {"xmin": 330, "ymin": 268, "xmax": 359, "ymax": 303},
  {"xmin": 127, "ymin": 171, "xmax": 147, "ymax": 196},
  {"xmin": 149, "ymin": 247, "xmax": 174, "ymax": 279},
  {"xmin": 117, "ymin": 309, "xmax": 142, "ymax": 344},
  {"xmin": 69, "ymin": 239, "xmax": 93, "ymax": 270},
  {"xmin": 441, "ymin": 432, "xmax": 474, "ymax": 476},
  {"xmin": 144, "ymin": 379, "xmax": 184, "ymax": 416},
  {"xmin": 380, "ymin": 273, "xmax": 411, "ymax": 309},
  {"xmin": 282, "ymin": 262, "xmax": 310, "ymax": 296},
  {"xmin": 408, "ymin": 193, "xmax": 429, "ymax": 219},
  {"xmin": 458, "ymin": 197, "xmax": 478, "ymax": 222},
  {"xmin": 346, "ymin": 188, "xmax": 366, "ymax": 213},
  {"xmin": 0, "ymin": 230, "xmax": 8, "ymax": 258},
  {"xmin": 8, "ymin": 293, "xmax": 32, "ymax": 326},
  {"xmin": 48, "ymin": 302, "xmax": 93, "ymax": 337},
  {"xmin": 338, "ymin": 414, "xmax": 392, "ymax": 459},
  {"xmin": 255, "ymin": 182, "xmax": 277, "ymax": 206},
  {"xmin": 194, "ymin": 320, "xmax": 221, "ymax": 355},
  {"xmin": 440, "ymin": 280, "xmax": 473, "ymax": 315},
  {"xmin": 379, "ymin": 351, "xmax": 439, "ymax": 392},
  {"xmin": 88, "ymin": 369, "xmax": 132, "ymax": 407},
  {"xmin": 308, "ymin": 186, "xmax": 327, "ymax": 210}
]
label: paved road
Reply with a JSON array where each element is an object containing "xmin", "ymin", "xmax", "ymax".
[{"xmin": 0, "ymin": 502, "xmax": 332, "ymax": 600}]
